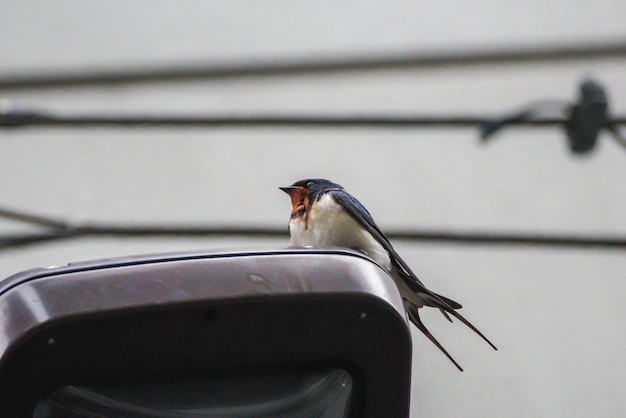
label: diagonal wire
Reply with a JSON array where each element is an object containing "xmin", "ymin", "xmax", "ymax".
[{"xmin": 0, "ymin": 207, "xmax": 68, "ymax": 228}]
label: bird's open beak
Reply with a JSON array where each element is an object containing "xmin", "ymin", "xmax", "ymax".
[{"xmin": 279, "ymin": 186, "xmax": 297, "ymax": 195}]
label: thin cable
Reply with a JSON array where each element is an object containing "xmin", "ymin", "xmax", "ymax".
[
  {"xmin": 2, "ymin": 111, "xmax": 625, "ymax": 129},
  {"xmin": 1, "ymin": 41, "xmax": 625, "ymax": 89},
  {"xmin": 0, "ymin": 207, "xmax": 68, "ymax": 228},
  {"xmin": 0, "ymin": 209, "xmax": 624, "ymax": 251}
]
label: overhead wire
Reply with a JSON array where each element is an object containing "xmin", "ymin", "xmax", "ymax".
[
  {"xmin": 1, "ymin": 44, "xmax": 625, "ymax": 252},
  {"xmin": 0, "ymin": 206, "xmax": 624, "ymax": 252},
  {"xmin": 4, "ymin": 111, "xmax": 621, "ymax": 129},
  {"xmin": 1, "ymin": 41, "xmax": 625, "ymax": 89}
]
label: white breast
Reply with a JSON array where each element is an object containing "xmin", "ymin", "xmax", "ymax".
[{"xmin": 289, "ymin": 193, "xmax": 392, "ymax": 271}]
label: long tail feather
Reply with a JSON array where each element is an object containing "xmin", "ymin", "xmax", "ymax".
[
  {"xmin": 443, "ymin": 308, "xmax": 498, "ymax": 351},
  {"xmin": 439, "ymin": 308, "xmax": 453, "ymax": 323},
  {"xmin": 407, "ymin": 306, "xmax": 464, "ymax": 372},
  {"xmin": 421, "ymin": 293, "xmax": 497, "ymax": 351}
]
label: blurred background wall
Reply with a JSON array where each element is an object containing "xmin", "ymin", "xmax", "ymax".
[{"xmin": 1, "ymin": 1, "xmax": 625, "ymax": 416}]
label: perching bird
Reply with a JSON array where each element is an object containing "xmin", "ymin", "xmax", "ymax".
[{"xmin": 280, "ymin": 178, "xmax": 496, "ymax": 371}]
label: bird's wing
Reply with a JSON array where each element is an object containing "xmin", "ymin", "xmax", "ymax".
[
  {"xmin": 330, "ymin": 191, "xmax": 437, "ymax": 296},
  {"xmin": 330, "ymin": 190, "xmax": 497, "ymax": 356}
]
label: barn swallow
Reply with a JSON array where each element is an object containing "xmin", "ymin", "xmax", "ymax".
[{"xmin": 280, "ymin": 178, "xmax": 496, "ymax": 371}]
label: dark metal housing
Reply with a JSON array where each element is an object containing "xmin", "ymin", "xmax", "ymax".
[{"xmin": 0, "ymin": 248, "xmax": 412, "ymax": 417}]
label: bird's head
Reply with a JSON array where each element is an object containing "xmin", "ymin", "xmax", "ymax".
[{"xmin": 279, "ymin": 178, "xmax": 343, "ymax": 208}]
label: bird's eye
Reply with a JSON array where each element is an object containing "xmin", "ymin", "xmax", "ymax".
[{"xmin": 306, "ymin": 181, "xmax": 315, "ymax": 187}]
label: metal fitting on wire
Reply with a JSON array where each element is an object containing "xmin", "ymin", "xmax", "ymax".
[{"xmin": 481, "ymin": 78, "xmax": 626, "ymax": 154}]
